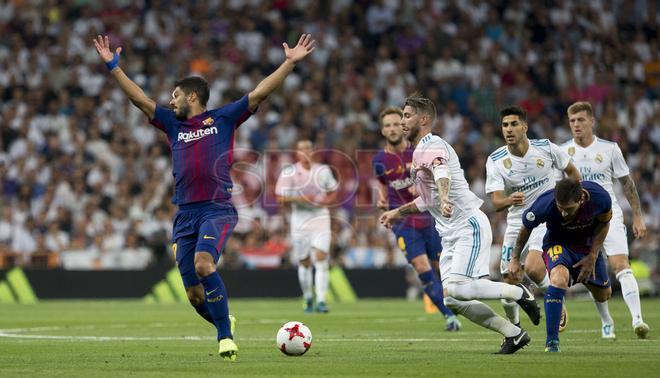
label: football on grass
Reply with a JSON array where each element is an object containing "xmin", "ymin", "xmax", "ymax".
[{"xmin": 277, "ymin": 321, "xmax": 312, "ymax": 356}]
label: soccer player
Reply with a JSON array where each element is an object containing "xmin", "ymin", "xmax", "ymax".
[
  {"xmin": 379, "ymin": 95, "xmax": 540, "ymax": 354},
  {"xmin": 372, "ymin": 106, "xmax": 461, "ymax": 331},
  {"xmin": 509, "ymin": 178, "xmax": 614, "ymax": 352},
  {"xmin": 275, "ymin": 139, "xmax": 338, "ymax": 313},
  {"xmin": 559, "ymin": 101, "xmax": 649, "ymax": 339},
  {"xmin": 93, "ymin": 34, "xmax": 315, "ymax": 361},
  {"xmin": 486, "ymin": 106, "xmax": 580, "ymax": 328}
]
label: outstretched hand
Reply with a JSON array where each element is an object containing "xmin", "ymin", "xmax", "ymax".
[
  {"xmin": 93, "ymin": 35, "xmax": 122, "ymax": 63},
  {"xmin": 283, "ymin": 34, "xmax": 315, "ymax": 63}
]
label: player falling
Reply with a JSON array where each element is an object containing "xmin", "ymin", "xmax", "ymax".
[
  {"xmin": 510, "ymin": 179, "xmax": 614, "ymax": 352},
  {"xmin": 275, "ymin": 140, "xmax": 338, "ymax": 313},
  {"xmin": 559, "ymin": 101, "xmax": 649, "ymax": 339},
  {"xmin": 486, "ymin": 106, "xmax": 579, "ymax": 329},
  {"xmin": 380, "ymin": 95, "xmax": 540, "ymax": 354},
  {"xmin": 372, "ymin": 106, "xmax": 460, "ymax": 331},
  {"xmin": 93, "ymin": 33, "xmax": 315, "ymax": 361}
]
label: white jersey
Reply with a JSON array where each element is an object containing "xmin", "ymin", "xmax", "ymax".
[
  {"xmin": 485, "ymin": 139, "xmax": 571, "ymax": 225},
  {"xmin": 559, "ymin": 137, "xmax": 629, "ymax": 215},
  {"xmin": 411, "ymin": 133, "xmax": 483, "ymax": 235},
  {"xmin": 275, "ymin": 162, "xmax": 338, "ymax": 231}
]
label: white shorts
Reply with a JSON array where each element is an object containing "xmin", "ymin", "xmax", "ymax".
[
  {"xmin": 500, "ymin": 223, "xmax": 546, "ymax": 274},
  {"xmin": 602, "ymin": 210, "xmax": 628, "ymax": 257},
  {"xmin": 290, "ymin": 215, "xmax": 331, "ymax": 262},
  {"xmin": 439, "ymin": 209, "xmax": 493, "ymax": 282}
]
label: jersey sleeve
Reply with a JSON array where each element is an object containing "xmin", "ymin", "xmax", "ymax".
[
  {"xmin": 372, "ymin": 154, "xmax": 388, "ymax": 185},
  {"xmin": 549, "ymin": 142, "xmax": 571, "ymax": 171},
  {"xmin": 611, "ymin": 143, "xmax": 630, "ymax": 178},
  {"xmin": 275, "ymin": 165, "xmax": 295, "ymax": 196},
  {"xmin": 217, "ymin": 95, "xmax": 253, "ymax": 129},
  {"xmin": 424, "ymin": 139, "xmax": 450, "ymax": 181},
  {"xmin": 318, "ymin": 165, "xmax": 339, "ymax": 192},
  {"xmin": 149, "ymin": 104, "xmax": 178, "ymax": 139},
  {"xmin": 522, "ymin": 195, "xmax": 549, "ymax": 229},
  {"xmin": 485, "ymin": 157, "xmax": 505, "ymax": 193}
]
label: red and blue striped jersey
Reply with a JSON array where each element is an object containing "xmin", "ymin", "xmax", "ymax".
[{"xmin": 150, "ymin": 95, "xmax": 253, "ymax": 205}]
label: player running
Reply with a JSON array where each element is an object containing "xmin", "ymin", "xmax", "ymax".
[
  {"xmin": 509, "ymin": 179, "xmax": 614, "ymax": 352},
  {"xmin": 558, "ymin": 101, "xmax": 649, "ymax": 339},
  {"xmin": 380, "ymin": 95, "xmax": 540, "ymax": 354},
  {"xmin": 275, "ymin": 139, "xmax": 338, "ymax": 313},
  {"xmin": 372, "ymin": 106, "xmax": 460, "ymax": 331},
  {"xmin": 93, "ymin": 33, "xmax": 315, "ymax": 361},
  {"xmin": 486, "ymin": 106, "xmax": 580, "ymax": 329}
]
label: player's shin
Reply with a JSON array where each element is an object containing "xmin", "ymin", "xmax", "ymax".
[
  {"xmin": 297, "ymin": 265, "xmax": 313, "ymax": 303},
  {"xmin": 544, "ymin": 286, "xmax": 565, "ymax": 344},
  {"xmin": 314, "ymin": 259, "xmax": 329, "ymax": 304},
  {"xmin": 199, "ymin": 272, "xmax": 232, "ymax": 340},
  {"xmin": 501, "ymin": 299, "xmax": 520, "ymax": 325},
  {"xmin": 616, "ymin": 268, "xmax": 644, "ymax": 326},
  {"xmin": 193, "ymin": 302, "xmax": 215, "ymax": 325},
  {"xmin": 419, "ymin": 270, "xmax": 454, "ymax": 317},
  {"xmin": 445, "ymin": 296, "xmax": 520, "ymax": 337}
]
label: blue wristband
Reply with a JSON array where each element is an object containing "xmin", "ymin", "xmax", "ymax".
[{"xmin": 105, "ymin": 53, "xmax": 119, "ymax": 71}]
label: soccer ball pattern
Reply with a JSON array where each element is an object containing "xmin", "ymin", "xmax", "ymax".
[{"xmin": 276, "ymin": 321, "xmax": 313, "ymax": 356}]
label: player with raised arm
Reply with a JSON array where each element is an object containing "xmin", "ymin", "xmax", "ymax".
[
  {"xmin": 486, "ymin": 106, "xmax": 579, "ymax": 329},
  {"xmin": 372, "ymin": 106, "xmax": 460, "ymax": 331},
  {"xmin": 509, "ymin": 178, "xmax": 614, "ymax": 352},
  {"xmin": 558, "ymin": 101, "xmax": 649, "ymax": 339},
  {"xmin": 93, "ymin": 33, "xmax": 315, "ymax": 361},
  {"xmin": 379, "ymin": 95, "xmax": 540, "ymax": 354},
  {"xmin": 275, "ymin": 139, "xmax": 338, "ymax": 313}
]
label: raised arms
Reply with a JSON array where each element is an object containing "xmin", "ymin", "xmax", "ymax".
[{"xmin": 93, "ymin": 36, "xmax": 156, "ymax": 119}]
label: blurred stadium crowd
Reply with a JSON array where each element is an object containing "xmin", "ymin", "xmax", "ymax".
[{"xmin": 0, "ymin": 1, "xmax": 658, "ymax": 286}]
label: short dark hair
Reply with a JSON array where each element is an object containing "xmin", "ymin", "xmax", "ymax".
[
  {"xmin": 500, "ymin": 106, "xmax": 527, "ymax": 123},
  {"xmin": 404, "ymin": 94, "xmax": 437, "ymax": 121},
  {"xmin": 379, "ymin": 106, "xmax": 403, "ymax": 126},
  {"xmin": 555, "ymin": 178, "xmax": 582, "ymax": 204},
  {"xmin": 174, "ymin": 76, "xmax": 210, "ymax": 106}
]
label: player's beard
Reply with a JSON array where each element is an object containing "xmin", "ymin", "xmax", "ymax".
[
  {"xmin": 387, "ymin": 134, "xmax": 403, "ymax": 146},
  {"xmin": 406, "ymin": 125, "xmax": 419, "ymax": 143},
  {"xmin": 175, "ymin": 103, "xmax": 192, "ymax": 120}
]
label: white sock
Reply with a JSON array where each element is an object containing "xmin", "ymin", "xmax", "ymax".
[
  {"xmin": 617, "ymin": 268, "xmax": 644, "ymax": 326},
  {"xmin": 537, "ymin": 272, "xmax": 550, "ymax": 293},
  {"xmin": 501, "ymin": 298, "xmax": 520, "ymax": 324},
  {"xmin": 314, "ymin": 259, "xmax": 329, "ymax": 304},
  {"xmin": 298, "ymin": 265, "xmax": 313, "ymax": 301},
  {"xmin": 445, "ymin": 297, "xmax": 520, "ymax": 337},
  {"xmin": 593, "ymin": 296, "xmax": 614, "ymax": 325},
  {"xmin": 447, "ymin": 278, "xmax": 523, "ymax": 301}
]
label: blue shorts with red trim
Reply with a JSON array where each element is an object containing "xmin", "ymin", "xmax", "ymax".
[
  {"xmin": 392, "ymin": 222, "xmax": 443, "ymax": 264},
  {"xmin": 172, "ymin": 200, "xmax": 237, "ymax": 288}
]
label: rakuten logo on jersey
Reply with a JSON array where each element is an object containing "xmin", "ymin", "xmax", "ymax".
[{"xmin": 177, "ymin": 127, "xmax": 218, "ymax": 143}]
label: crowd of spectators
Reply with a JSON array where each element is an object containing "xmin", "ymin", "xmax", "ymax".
[{"xmin": 0, "ymin": 1, "xmax": 658, "ymax": 287}]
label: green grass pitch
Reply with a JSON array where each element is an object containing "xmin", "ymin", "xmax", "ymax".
[{"xmin": 1, "ymin": 298, "xmax": 658, "ymax": 377}]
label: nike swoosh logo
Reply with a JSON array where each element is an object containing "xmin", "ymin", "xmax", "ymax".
[
  {"xmin": 206, "ymin": 288, "xmax": 218, "ymax": 296},
  {"xmin": 384, "ymin": 168, "xmax": 395, "ymax": 175},
  {"xmin": 513, "ymin": 333, "xmax": 526, "ymax": 345},
  {"xmin": 203, "ymin": 235, "xmax": 216, "ymax": 240}
]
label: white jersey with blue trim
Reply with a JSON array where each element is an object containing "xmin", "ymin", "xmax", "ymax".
[
  {"xmin": 559, "ymin": 137, "xmax": 629, "ymax": 213},
  {"xmin": 485, "ymin": 139, "xmax": 571, "ymax": 225},
  {"xmin": 411, "ymin": 133, "xmax": 483, "ymax": 235}
]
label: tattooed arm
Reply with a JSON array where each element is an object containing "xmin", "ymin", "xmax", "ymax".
[{"xmin": 619, "ymin": 175, "xmax": 647, "ymax": 239}]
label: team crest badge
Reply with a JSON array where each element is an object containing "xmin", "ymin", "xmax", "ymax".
[
  {"xmin": 595, "ymin": 153, "xmax": 603, "ymax": 163},
  {"xmin": 536, "ymin": 159, "xmax": 545, "ymax": 168},
  {"xmin": 202, "ymin": 117, "xmax": 214, "ymax": 126},
  {"xmin": 526, "ymin": 212, "xmax": 535, "ymax": 222},
  {"xmin": 568, "ymin": 147, "xmax": 575, "ymax": 156},
  {"xmin": 503, "ymin": 158, "xmax": 512, "ymax": 169}
]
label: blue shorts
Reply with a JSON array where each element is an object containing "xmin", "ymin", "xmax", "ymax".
[
  {"xmin": 544, "ymin": 243, "xmax": 611, "ymax": 288},
  {"xmin": 392, "ymin": 222, "xmax": 443, "ymax": 264},
  {"xmin": 172, "ymin": 201, "xmax": 238, "ymax": 288}
]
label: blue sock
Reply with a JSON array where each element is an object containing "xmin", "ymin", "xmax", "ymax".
[
  {"xmin": 199, "ymin": 272, "xmax": 231, "ymax": 340},
  {"xmin": 193, "ymin": 302, "xmax": 214, "ymax": 325},
  {"xmin": 545, "ymin": 285, "xmax": 565, "ymax": 344},
  {"xmin": 419, "ymin": 270, "xmax": 455, "ymax": 318}
]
